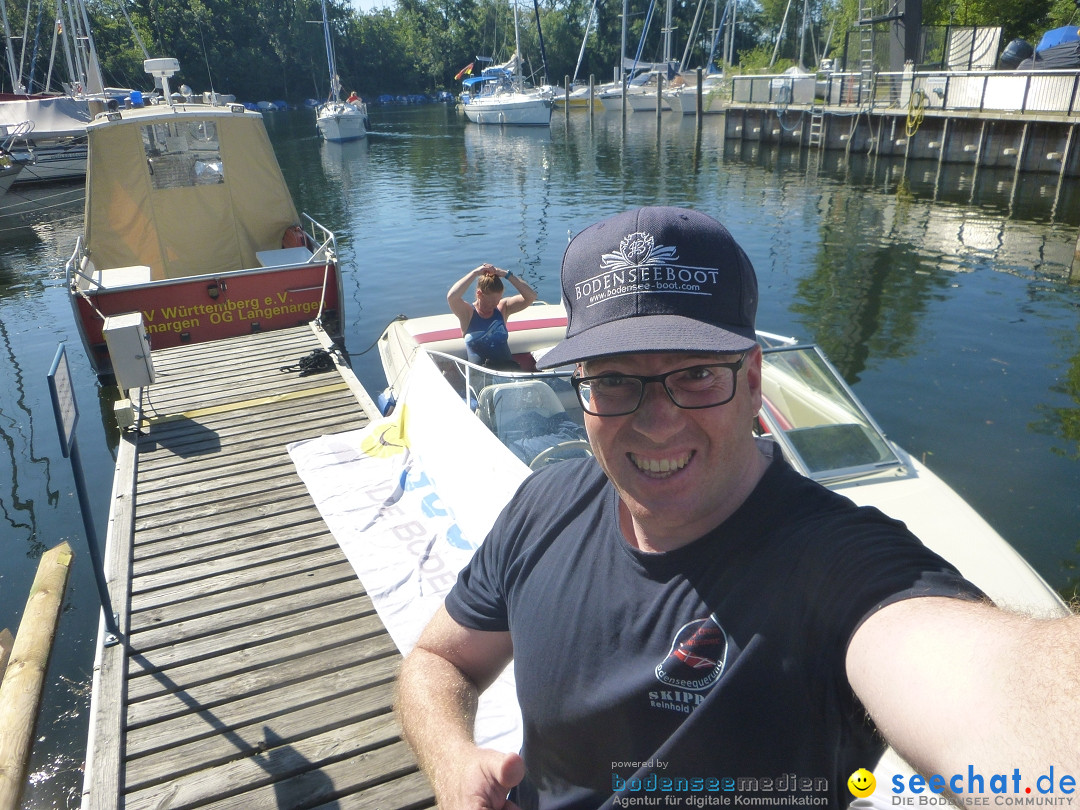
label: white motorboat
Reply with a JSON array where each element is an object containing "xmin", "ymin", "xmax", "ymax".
[
  {"xmin": 314, "ymin": 0, "xmax": 368, "ymax": 142},
  {"xmin": 597, "ymin": 70, "xmax": 667, "ymax": 112},
  {"xmin": 378, "ymin": 303, "xmax": 1066, "ymax": 618},
  {"xmin": 65, "ymin": 58, "xmax": 345, "ymax": 380},
  {"xmin": 664, "ymin": 72, "xmax": 726, "ymax": 114}
]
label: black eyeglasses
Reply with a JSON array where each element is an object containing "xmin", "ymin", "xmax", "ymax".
[{"xmin": 571, "ymin": 356, "xmax": 747, "ymax": 417}]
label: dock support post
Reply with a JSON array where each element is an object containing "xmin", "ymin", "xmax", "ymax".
[
  {"xmin": 0, "ymin": 543, "xmax": 73, "ymax": 810},
  {"xmin": 696, "ymin": 68, "xmax": 703, "ymax": 122},
  {"xmin": 564, "ymin": 75, "xmax": 570, "ymax": 119}
]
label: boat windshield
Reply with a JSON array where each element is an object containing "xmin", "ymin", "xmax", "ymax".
[
  {"xmin": 759, "ymin": 345, "xmax": 903, "ymax": 482},
  {"xmin": 425, "ymin": 342, "xmax": 901, "ymax": 480},
  {"xmin": 427, "ymin": 350, "xmax": 591, "ymax": 470},
  {"xmin": 141, "ymin": 119, "xmax": 225, "ymax": 189}
]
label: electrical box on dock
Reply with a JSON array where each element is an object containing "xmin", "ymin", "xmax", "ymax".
[{"xmin": 103, "ymin": 312, "xmax": 155, "ymax": 392}]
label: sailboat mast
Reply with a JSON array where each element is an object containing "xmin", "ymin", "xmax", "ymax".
[
  {"xmin": 0, "ymin": 0, "xmax": 23, "ymax": 92},
  {"xmin": 531, "ymin": 0, "xmax": 549, "ymax": 85},
  {"xmin": 572, "ymin": 0, "xmax": 597, "ymax": 86},
  {"xmin": 662, "ymin": 0, "xmax": 673, "ymax": 66},
  {"xmin": 619, "ymin": 0, "xmax": 627, "ymax": 83},
  {"xmin": 321, "ymin": 0, "xmax": 339, "ymax": 102},
  {"xmin": 512, "ymin": 0, "xmax": 521, "ymax": 84}
]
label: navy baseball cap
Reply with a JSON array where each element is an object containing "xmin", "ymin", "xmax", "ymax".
[{"xmin": 536, "ymin": 207, "xmax": 758, "ymax": 369}]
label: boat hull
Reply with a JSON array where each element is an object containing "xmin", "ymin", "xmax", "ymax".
[
  {"xmin": 624, "ymin": 91, "xmax": 671, "ymax": 112},
  {"xmin": 316, "ymin": 102, "xmax": 368, "ymax": 141},
  {"xmin": 12, "ymin": 140, "xmax": 87, "ymax": 183},
  {"xmin": 464, "ymin": 95, "xmax": 553, "ymax": 126},
  {"xmin": 0, "ymin": 157, "xmax": 22, "ymax": 194},
  {"xmin": 70, "ymin": 261, "xmax": 344, "ymax": 377}
]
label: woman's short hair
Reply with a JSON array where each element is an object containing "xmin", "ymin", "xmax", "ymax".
[{"xmin": 477, "ymin": 272, "xmax": 504, "ymax": 295}]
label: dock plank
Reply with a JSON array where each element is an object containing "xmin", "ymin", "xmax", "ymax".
[{"xmin": 81, "ymin": 325, "xmax": 436, "ymax": 810}]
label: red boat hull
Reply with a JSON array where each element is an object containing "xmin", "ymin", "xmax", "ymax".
[{"xmin": 73, "ymin": 263, "xmax": 343, "ymax": 376}]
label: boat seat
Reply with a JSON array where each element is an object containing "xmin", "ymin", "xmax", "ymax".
[
  {"xmin": 477, "ymin": 380, "xmax": 565, "ymax": 435},
  {"xmin": 90, "ymin": 265, "xmax": 154, "ymax": 289},
  {"xmin": 255, "ymin": 246, "xmax": 315, "ymax": 267},
  {"xmin": 476, "ymin": 380, "xmax": 588, "ymax": 465}
]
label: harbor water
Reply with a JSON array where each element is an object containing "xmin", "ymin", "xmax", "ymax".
[{"xmin": 2, "ymin": 103, "xmax": 1079, "ymax": 808}]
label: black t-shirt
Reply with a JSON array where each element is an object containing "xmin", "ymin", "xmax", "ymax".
[{"xmin": 446, "ymin": 444, "xmax": 983, "ymax": 809}]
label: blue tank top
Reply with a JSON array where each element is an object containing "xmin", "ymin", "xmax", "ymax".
[{"xmin": 464, "ymin": 308, "xmax": 515, "ymax": 367}]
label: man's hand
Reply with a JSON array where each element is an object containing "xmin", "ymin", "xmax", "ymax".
[{"xmin": 438, "ymin": 749, "xmax": 526, "ymax": 810}]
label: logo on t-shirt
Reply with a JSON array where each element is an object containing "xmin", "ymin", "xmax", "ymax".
[{"xmin": 654, "ymin": 615, "xmax": 728, "ymax": 691}]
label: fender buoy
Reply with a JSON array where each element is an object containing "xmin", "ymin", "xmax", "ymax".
[{"xmin": 282, "ymin": 225, "xmax": 306, "ymax": 249}]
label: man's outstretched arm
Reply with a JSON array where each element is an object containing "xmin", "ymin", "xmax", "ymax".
[
  {"xmin": 395, "ymin": 605, "xmax": 523, "ymax": 810},
  {"xmin": 848, "ymin": 596, "xmax": 1080, "ymax": 781}
]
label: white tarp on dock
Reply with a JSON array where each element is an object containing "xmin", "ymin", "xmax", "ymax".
[{"xmin": 287, "ymin": 351, "xmax": 527, "ymax": 752}]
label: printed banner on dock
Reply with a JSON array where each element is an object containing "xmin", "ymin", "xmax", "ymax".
[{"xmin": 287, "ymin": 352, "xmax": 528, "ymax": 752}]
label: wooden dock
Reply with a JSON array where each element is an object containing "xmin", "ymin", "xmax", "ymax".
[{"xmin": 82, "ymin": 324, "xmax": 436, "ymax": 810}]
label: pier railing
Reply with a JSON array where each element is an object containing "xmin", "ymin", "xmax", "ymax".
[{"xmin": 728, "ymin": 68, "xmax": 1080, "ymax": 117}]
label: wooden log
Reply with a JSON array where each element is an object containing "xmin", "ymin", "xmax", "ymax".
[
  {"xmin": 0, "ymin": 542, "xmax": 74, "ymax": 810},
  {"xmin": 0, "ymin": 630, "xmax": 12, "ymax": 680}
]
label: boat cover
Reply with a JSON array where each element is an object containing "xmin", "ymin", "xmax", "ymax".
[
  {"xmin": 0, "ymin": 95, "xmax": 92, "ymax": 138},
  {"xmin": 1018, "ymin": 38, "xmax": 1080, "ymax": 70},
  {"xmin": 288, "ymin": 350, "xmax": 526, "ymax": 752},
  {"xmin": 83, "ymin": 109, "xmax": 299, "ymax": 280},
  {"xmin": 1036, "ymin": 25, "xmax": 1080, "ymax": 52}
]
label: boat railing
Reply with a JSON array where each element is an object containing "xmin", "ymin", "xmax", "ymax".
[
  {"xmin": 65, "ymin": 235, "xmax": 95, "ymax": 290},
  {"xmin": 0, "ymin": 120, "xmax": 35, "ymax": 152},
  {"xmin": 300, "ymin": 213, "xmax": 339, "ymax": 324},
  {"xmin": 302, "ymin": 213, "xmax": 337, "ymax": 263},
  {"xmin": 728, "ymin": 67, "xmax": 1080, "ymax": 116},
  {"xmin": 425, "ymin": 348, "xmax": 577, "ymax": 412}
]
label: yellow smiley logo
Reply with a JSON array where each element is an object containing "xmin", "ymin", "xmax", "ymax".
[{"xmin": 848, "ymin": 768, "xmax": 876, "ymax": 798}]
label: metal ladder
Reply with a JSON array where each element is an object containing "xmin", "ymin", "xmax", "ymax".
[
  {"xmin": 857, "ymin": 0, "xmax": 875, "ymax": 106},
  {"xmin": 808, "ymin": 104, "xmax": 824, "ymax": 148}
]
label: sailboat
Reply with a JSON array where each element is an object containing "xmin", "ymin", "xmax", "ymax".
[
  {"xmin": 0, "ymin": 0, "xmax": 126, "ymax": 182},
  {"xmin": 462, "ymin": 1, "xmax": 553, "ymax": 126},
  {"xmin": 315, "ymin": 0, "xmax": 367, "ymax": 142},
  {"xmin": 596, "ymin": 0, "xmax": 676, "ymax": 112}
]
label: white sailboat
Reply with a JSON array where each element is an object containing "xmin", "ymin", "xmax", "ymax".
[
  {"xmin": 315, "ymin": 0, "xmax": 367, "ymax": 142},
  {"xmin": 0, "ymin": 0, "xmax": 118, "ymax": 182},
  {"xmin": 462, "ymin": 2, "xmax": 552, "ymax": 126}
]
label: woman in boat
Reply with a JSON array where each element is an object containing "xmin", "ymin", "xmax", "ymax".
[
  {"xmin": 346, "ymin": 90, "xmax": 360, "ymax": 104},
  {"xmin": 448, "ymin": 263, "xmax": 537, "ymax": 369}
]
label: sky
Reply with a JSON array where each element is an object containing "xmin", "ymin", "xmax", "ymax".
[{"xmin": 350, "ymin": 0, "xmax": 392, "ymax": 14}]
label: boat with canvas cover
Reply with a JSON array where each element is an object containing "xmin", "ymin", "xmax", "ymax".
[{"xmin": 66, "ymin": 58, "xmax": 344, "ymax": 379}]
